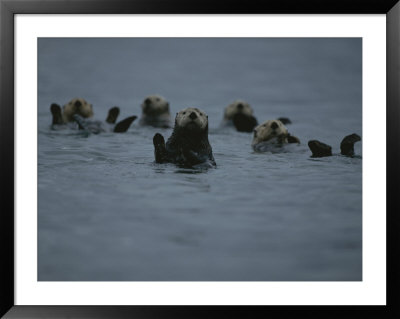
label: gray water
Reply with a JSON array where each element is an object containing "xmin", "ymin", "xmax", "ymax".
[{"xmin": 38, "ymin": 38, "xmax": 362, "ymax": 281}]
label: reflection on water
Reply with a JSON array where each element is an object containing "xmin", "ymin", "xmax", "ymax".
[{"xmin": 38, "ymin": 38, "xmax": 362, "ymax": 281}]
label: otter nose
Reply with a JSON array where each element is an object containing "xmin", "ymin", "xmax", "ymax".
[
  {"xmin": 74, "ymin": 100, "xmax": 82, "ymax": 108},
  {"xmin": 144, "ymin": 98, "xmax": 151, "ymax": 106},
  {"xmin": 237, "ymin": 103, "xmax": 244, "ymax": 110},
  {"xmin": 189, "ymin": 112, "xmax": 197, "ymax": 120},
  {"xmin": 271, "ymin": 122, "xmax": 279, "ymax": 130}
]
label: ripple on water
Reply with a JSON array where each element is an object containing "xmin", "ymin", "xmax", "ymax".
[{"xmin": 38, "ymin": 38, "xmax": 362, "ymax": 281}]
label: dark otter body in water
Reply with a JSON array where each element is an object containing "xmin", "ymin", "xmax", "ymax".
[
  {"xmin": 232, "ymin": 113, "xmax": 258, "ymax": 133},
  {"xmin": 153, "ymin": 107, "xmax": 216, "ymax": 168},
  {"xmin": 223, "ymin": 100, "xmax": 258, "ymax": 132}
]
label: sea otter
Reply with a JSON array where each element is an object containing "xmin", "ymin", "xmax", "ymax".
[
  {"xmin": 153, "ymin": 107, "xmax": 216, "ymax": 167},
  {"xmin": 223, "ymin": 100, "xmax": 258, "ymax": 132},
  {"xmin": 62, "ymin": 97, "xmax": 94, "ymax": 123},
  {"xmin": 51, "ymin": 103, "xmax": 136, "ymax": 133},
  {"xmin": 139, "ymin": 95, "xmax": 171, "ymax": 128},
  {"xmin": 50, "ymin": 97, "xmax": 94, "ymax": 129},
  {"xmin": 252, "ymin": 119, "xmax": 300, "ymax": 152}
]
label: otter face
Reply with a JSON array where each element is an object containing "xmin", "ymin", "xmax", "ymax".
[
  {"xmin": 62, "ymin": 98, "xmax": 94, "ymax": 122},
  {"xmin": 252, "ymin": 119, "xmax": 288, "ymax": 146},
  {"xmin": 224, "ymin": 100, "xmax": 254, "ymax": 121},
  {"xmin": 141, "ymin": 95, "xmax": 170, "ymax": 117},
  {"xmin": 175, "ymin": 107, "xmax": 208, "ymax": 131}
]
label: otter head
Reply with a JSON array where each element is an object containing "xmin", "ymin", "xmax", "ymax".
[
  {"xmin": 62, "ymin": 98, "xmax": 94, "ymax": 122},
  {"xmin": 141, "ymin": 95, "xmax": 170, "ymax": 117},
  {"xmin": 175, "ymin": 107, "xmax": 208, "ymax": 134},
  {"xmin": 224, "ymin": 100, "xmax": 254, "ymax": 121},
  {"xmin": 252, "ymin": 119, "xmax": 288, "ymax": 146}
]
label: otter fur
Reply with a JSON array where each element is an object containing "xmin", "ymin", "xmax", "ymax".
[
  {"xmin": 62, "ymin": 98, "xmax": 94, "ymax": 123},
  {"xmin": 73, "ymin": 106, "xmax": 137, "ymax": 134},
  {"xmin": 51, "ymin": 103, "xmax": 136, "ymax": 133},
  {"xmin": 252, "ymin": 119, "xmax": 300, "ymax": 152},
  {"xmin": 223, "ymin": 100, "xmax": 258, "ymax": 132},
  {"xmin": 140, "ymin": 95, "xmax": 171, "ymax": 128},
  {"xmin": 153, "ymin": 107, "xmax": 216, "ymax": 167}
]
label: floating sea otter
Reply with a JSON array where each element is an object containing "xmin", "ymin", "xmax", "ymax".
[
  {"xmin": 51, "ymin": 103, "xmax": 136, "ymax": 133},
  {"xmin": 251, "ymin": 119, "xmax": 300, "ymax": 152},
  {"xmin": 223, "ymin": 100, "xmax": 258, "ymax": 132},
  {"xmin": 139, "ymin": 95, "xmax": 171, "ymax": 128},
  {"xmin": 153, "ymin": 107, "xmax": 216, "ymax": 167}
]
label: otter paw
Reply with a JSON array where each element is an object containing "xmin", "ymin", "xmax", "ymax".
[
  {"xmin": 340, "ymin": 133, "xmax": 361, "ymax": 156},
  {"xmin": 308, "ymin": 140, "xmax": 332, "ymax": 157},
  {"xmin": 153, "ymin": 133, "xmax": 166, "ymax": 147},
  {"xmin": 50, "ymin": 103, "xmax": 61, "ymax": 114},
  {"xmin": 153, "ymin": 133, "xmax": 167, "ymax": 163},
  {"xmin": 50, "ymin": 103, "xmax": 64, "ymax": 126},
  {"xmin": 106, "ymin": 106, "xmax": 120, "ymax": 124},
  {"xmin": 114, "ymin": 115, "xmax": 137, "ymax": 133},
  {"xmin": 287, "ymin": 134, "xmax": 300, "ymax": 144}
]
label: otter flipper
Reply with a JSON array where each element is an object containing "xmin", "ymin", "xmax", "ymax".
[
  {"xmin": 232, "ymin": 113, "xmax": 258, "ymax": 132},
  {"xmin": 113, "ymin": 116, "xmax": 137, "ymax": 133},
  {"xmin": 153, "ymin": 133, "xmax": 168, "ymax": 163},
  {"xmin": 106, "ymin": 106, "xmax": 120, "ymax": 124},
  {"xmin": 308, "ymin": 140, "xmax": 333, "ymax": 157},
  {"xmin": 340, "ymin": 133, "xmax": 361, "ymax": 156},
  {"xmin": 287, "ymin": 134, "xmax": 300, "ymax": 144},
  {"xmin": 50, "ymin": 103, "xmax": 64, "ymax": 125}
]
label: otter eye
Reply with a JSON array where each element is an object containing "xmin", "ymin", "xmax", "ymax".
[
  {"xmin": 156, "ymin": 98, "xmax": 160, "ymax": 102},
  {"xmin": 183, "ymin": 112, "xmax": 186, "ymax": 115}
]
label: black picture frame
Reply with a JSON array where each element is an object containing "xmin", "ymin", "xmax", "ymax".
[{"xmin": 1, "ymin": 0, "xmax": 399, "ymax": 318}]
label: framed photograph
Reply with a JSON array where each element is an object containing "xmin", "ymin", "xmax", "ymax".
[{"xmin": 1, "ymin": 0, "xmax": 399, "ymax": 318}]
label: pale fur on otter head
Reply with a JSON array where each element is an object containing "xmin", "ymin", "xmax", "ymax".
[
  {"xmin": 252, "ymin": 119, "xmax": 289, "ymax": 146},
  {"xmin": 224, "ymin": 100, "xmax": 254, "ymax": 121},
  {"xmin": 175, "ymin": 107, "xmax": 208, "ymax": 131},
  {"xmin": 140, "ymin": 95, "xmax": 171, "ymax": 127},
  {"xmin": 62, "ymin": 98, "xmax": 94, "ymax": 123},
  {"xmin": 141, "ymin": 95, "xmax": 170, "ymax": 116}
]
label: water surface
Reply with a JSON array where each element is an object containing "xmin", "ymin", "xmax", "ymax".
[{"xmin": 38, "ymin": 38, "xmax": 362, "ymax": 281}]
